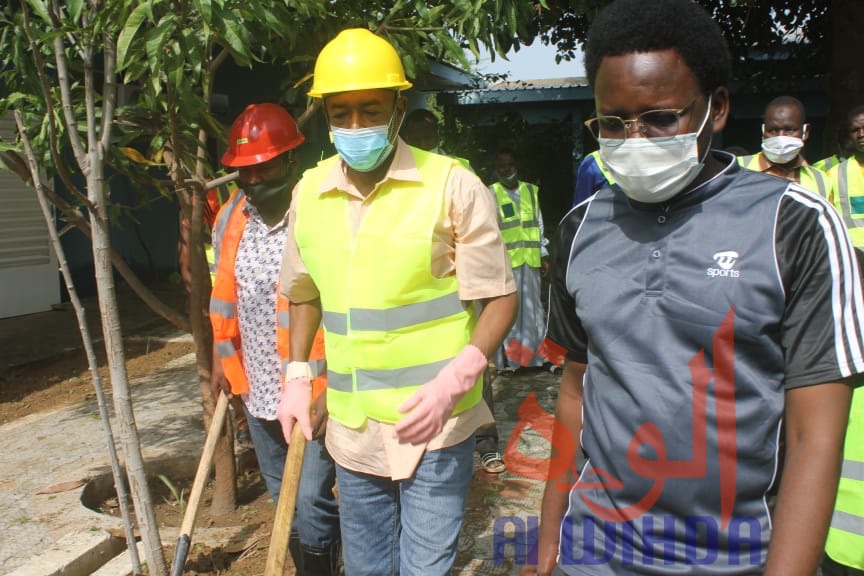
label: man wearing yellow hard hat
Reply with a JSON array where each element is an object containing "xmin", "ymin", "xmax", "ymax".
[{"xmin": 278, "ymin": 28, "xmax": 518, "ymax": 575}]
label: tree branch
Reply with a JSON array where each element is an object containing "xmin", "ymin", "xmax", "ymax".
[
  {"xmin": 209, "ymin": 46, "xmax": 230, "ymax": 75},
  {"xmin": 101, "ymin": 34, "xmax": 118, "ymax": 152},
  {"xmin": 51, "ymin": 32, "xmax": 89, "ymax": 172},
  {"xmin": 19, "ymin": 5, "xmax": 96, "ymax": 211}
]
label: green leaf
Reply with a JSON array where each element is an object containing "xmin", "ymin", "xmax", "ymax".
[
  {"xmin": 116, "ymin": 3, "xmax": 150, "ymax": 71},
  {"xmin": 23, "ymin": 0, "xmax": 51, "ymax": 23},
  {"xmin": 68, "ymin": 0, "xmax": 84, "ymax": 22},
  {"xmin": 218, "ymin": 12, "xmax": 251, "ymax": 66},
  {"xmin": 194, "ymin": 0, "xmax": 212, "ymax": 35}
]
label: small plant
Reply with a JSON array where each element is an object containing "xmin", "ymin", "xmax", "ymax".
[{"xmin": 157, "ymin": 474, "xmax": 187, "ymax": 514}]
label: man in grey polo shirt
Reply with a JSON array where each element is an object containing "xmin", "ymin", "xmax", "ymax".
[{"xmin": 525, "ymin": 1, "xmax": 864, "ymax": 575}]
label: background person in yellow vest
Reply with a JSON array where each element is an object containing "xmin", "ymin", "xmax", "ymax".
[
  {"xmin": 823, "ymin": 103, "xmax": 864, "ymax": 576},
  {"xmin": 738, "ymin": 95, "xmax": 832, "ymax": 201},
  {"xmin": 209, "ymin": 103, "xmax": 341, "ymax": 575},
  {"xmin": 830, "ymin": 104, "xmax": 864, "ymax": 260},
  {"xmin": 400, "ymin": 107, "xmax": 505, "ymax": 474},
  {"xmin": 491, "ymin": 147, "xmax": 550, "ymax": 373},
  {"xmin": 278, "ymin": 28, "xmax": 518, "ymax": 575}
]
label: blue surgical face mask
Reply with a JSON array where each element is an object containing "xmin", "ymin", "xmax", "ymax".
[{"xmin": 330, "ymin": 112, "xmax": 399, "ymax": 172}]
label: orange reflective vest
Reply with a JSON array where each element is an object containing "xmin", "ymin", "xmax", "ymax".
[{"xmin": 209, "ymin": 191, "xmax": 326, "ymax": 398}]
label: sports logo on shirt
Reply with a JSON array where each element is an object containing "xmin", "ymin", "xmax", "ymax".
[{"xmin": 707, "ymin": 250, "xmax": 741, "ymax": 278}]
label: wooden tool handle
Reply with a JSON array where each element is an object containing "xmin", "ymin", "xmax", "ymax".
[
  {"xmin": 170, "ymin": 391, "xmax": 230, "ymax": 576},
  {"xmin": 264, "ymin": 425, "xmax": 307, "ymax": 576}
]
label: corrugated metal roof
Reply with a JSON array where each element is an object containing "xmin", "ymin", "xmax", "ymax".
[
  {"xmin": 443, "ymin": 76, "xmax": 590, "ymax": 94},
  {"xmin": 487, "ymin": 77, "xmax": 590, "ymax": 90}
]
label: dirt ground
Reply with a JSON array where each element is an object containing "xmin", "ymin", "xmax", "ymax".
[
  {"xmin": 0, "ymin": 338, "xmax": 196, "ymax": 424},
  {"xmin": 100, "ymin": 465, "xmax": 279, "ymax": 575}
]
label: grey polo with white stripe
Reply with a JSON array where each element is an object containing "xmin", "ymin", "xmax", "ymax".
[{"xmin": 546, "ymin": 152, "xmax": 864, "ymax": 575}]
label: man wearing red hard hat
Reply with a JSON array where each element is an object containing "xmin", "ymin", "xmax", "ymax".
[{"xmin": 209, "ymin": 103, "xmax": 341, "ymax": 575}]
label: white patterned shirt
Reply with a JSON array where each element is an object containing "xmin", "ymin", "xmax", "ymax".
[{"xmin": 235, "ymin": 203, "xmax": 289, "ymax": 420}]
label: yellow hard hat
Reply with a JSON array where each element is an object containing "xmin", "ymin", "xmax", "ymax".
[{"xmin": 308, "ymin": 28, "xmax": 413, "ymax": 98}]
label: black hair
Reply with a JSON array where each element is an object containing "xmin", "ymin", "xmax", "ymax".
[
  {"xmin": 847, "ymin": 104, "xmax": 864, "ymax": 127},
  {"xmin": 764, "ymin": 96, "xmax": 806, "ymax": 122},
  {"xmin": 584, "ymin": 0, "xmax": 731, "ymax": 94}
]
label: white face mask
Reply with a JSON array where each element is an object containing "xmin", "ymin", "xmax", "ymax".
[
  {"xmin": 599, "ymin": 95, "xmax": 712, "ymax": 204},
  {"xmin": 761, "ymin": 135, "xmax": 804, "ymax": 164}
]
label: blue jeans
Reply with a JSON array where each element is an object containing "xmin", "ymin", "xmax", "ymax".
[
  {"xmin": 335, "ymin": 437, "xmax": 475, "ymax": 576},
  {"xmin": 244, "ymin": 406, "xmax": 340, "ymax": 549}
]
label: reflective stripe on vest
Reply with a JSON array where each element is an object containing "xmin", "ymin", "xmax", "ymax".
[
  {"xmin": 814, "ymin": 155, "xmax": 841, "ymax": 173},
  {"xmin": 322, "ymin": 292, "xmax": 465, "ymax": 335},
  {"xmin": 492, "ymin": 181, "xmax": 542, "ymax": 268},
  {"xmin": 826, "ymin": 388, "xmax": 864, "ymax": 570},
  {"xmin": 209, "ymin": 190, "xmax": 327, "ymax": 396},
  {"xmin": 293, "ymin": 149, "xmax": 481, "ymax": 427},
  {"xmin": 832, "ymin": 157, "xmax": 864, "ymax": 249},
  {"xmin": 799, "ymin": 166, "xmax": 829, "ymax": 200}
]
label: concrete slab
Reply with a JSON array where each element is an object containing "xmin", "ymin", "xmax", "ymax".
[{"xmin": 4, "ymin": 530, "xmax": 124, "ymax": 576}]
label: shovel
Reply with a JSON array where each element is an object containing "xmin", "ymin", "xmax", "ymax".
[{"xmin": 170, "ymin": 391, "xmax": 230, "ymax": 576}]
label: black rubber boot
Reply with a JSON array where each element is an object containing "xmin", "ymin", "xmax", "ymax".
[
  {"xmin": 289, "ymin": 531, "xmax": 304, "ymax": 574},
  {"xmin": 300, "ymin": 540, "xmax": 343, "ymax": 576}
]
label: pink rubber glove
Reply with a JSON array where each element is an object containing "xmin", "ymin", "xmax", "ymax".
[
  {"xmin": 278, "ymin": 362, "xmax": 313, "ymax": 442},
  {"xmin": 394, "ymin": 345, "xmax": 488, "ymax": 444}
]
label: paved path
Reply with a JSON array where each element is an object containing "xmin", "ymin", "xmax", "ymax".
[
  {"xmin": 0, "ymin": 339, "xmax": 201, "ymax": 574},
  {"xmin": 457, "ymin": 370, "xmax": 560, "ymax": 574}
]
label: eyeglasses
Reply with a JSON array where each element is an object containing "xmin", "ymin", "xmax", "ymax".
[{"xmin": 584, "ymin": 98, "xmax": 698, "ymax": 147}]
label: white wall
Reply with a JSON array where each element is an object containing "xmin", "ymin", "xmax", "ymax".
[{"xmin": 0, "ymin": 114, "xmax": 60, "ymax": 318}]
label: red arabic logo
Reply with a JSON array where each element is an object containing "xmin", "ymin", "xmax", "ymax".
[{"xmin": 504, "ymin": 307, "xmax": 738, "ymax": 528}]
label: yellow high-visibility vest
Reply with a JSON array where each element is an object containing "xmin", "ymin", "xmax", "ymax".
[
  {"xmin": 206, "ymin": 186, "xmax": 233, "ymax": 282},
  {"xmin": 814, "ymin": 154, "xmax": 842, "ymax": 173},
  {"xmin": 293, "ymin": 148, "xmax": 481, "ymax": 428},
  {"xmin": 491, "ymin": 181, "xmax": 542, "ymax": 268},
  {"xmin": 831, "ymin": 157, "xmax": 864, "ymax": 248},
  {"xmin": 825, "ymin": 388, "xmax": 864, "ymax": 570},
  {"xmin": 738, "ymin": 153, "xmax": 831, "ymax": 201}
]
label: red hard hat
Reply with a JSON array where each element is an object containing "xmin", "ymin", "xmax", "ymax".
[{"xmin": 221, "ymin": 103, "xmax": 305, "ymax": 168}]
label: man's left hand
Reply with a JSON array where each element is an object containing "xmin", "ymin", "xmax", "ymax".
[{"xmin": 393, "ymin": 345, "xmax": 487, "ymax": 444}]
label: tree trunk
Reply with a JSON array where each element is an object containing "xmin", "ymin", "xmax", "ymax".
[
  {"xmin": 188, "ymin": 179, "xmax": 237, "ymax": 516},
  {"xmin": 88, "ymin": 157, "xmax": 168, "ymax": 576}
]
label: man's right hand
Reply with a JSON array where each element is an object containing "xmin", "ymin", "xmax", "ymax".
[{"xmin": 278, "ymin": 362, "xmax": 314, "ymax": 442}]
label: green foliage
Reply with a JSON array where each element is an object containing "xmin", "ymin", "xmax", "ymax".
[
  {"xmin": 1, "ymin": 0, "xmax": 544, "ymax": 192},
  {"xmin": 156, "ymin": 474, "xmax": 187, "ymax": 514}
]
